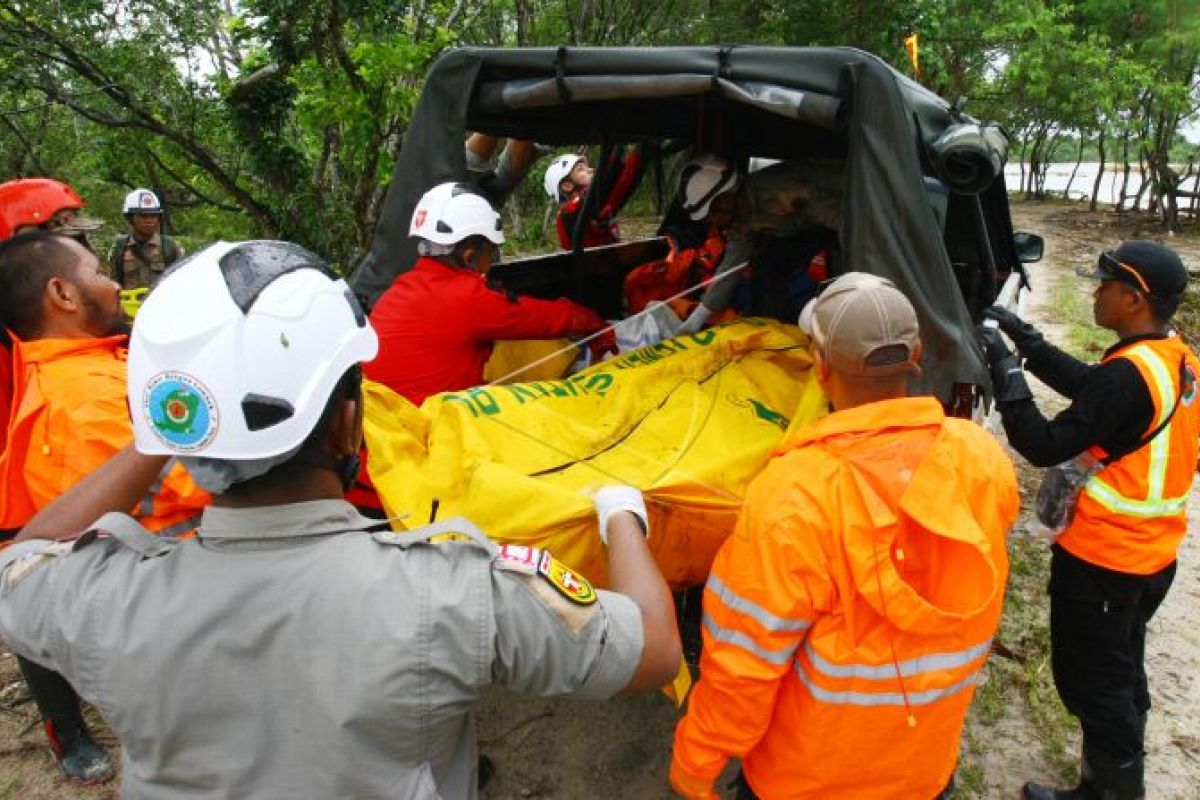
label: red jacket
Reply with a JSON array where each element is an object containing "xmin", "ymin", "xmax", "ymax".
[{"xmin": 365, "ymin": 257, "xmax": 605, "ymax": 405}]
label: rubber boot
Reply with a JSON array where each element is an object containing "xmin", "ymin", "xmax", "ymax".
[
  {"xmin": 1021, "ymin": 740, "xmax": 1095, "ymax": 800},
  {"xmin": 17, "ymin": 657, "xmax": 115, "ymax": 784},
  {"xmin": 44, "ymin": 717, "xmax": 116, "ymax": 784},
  {"xmin": 1021, "ymin": 778, "xmax": 1093, "ymax": 800},
  {"xmin": 1088, "ymin": 752, "xmax": 1144, "ymax": 800}
]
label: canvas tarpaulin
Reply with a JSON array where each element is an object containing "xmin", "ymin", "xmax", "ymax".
[
  {"xmin": 364, "ymin": 318, "xmax": 826, "ymax": 588},
  {"xmin": 353, "ymin": 45, "xmax": 1005, "ymax": 404}
]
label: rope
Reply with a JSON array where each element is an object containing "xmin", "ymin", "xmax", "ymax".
[{"xmin": 486, "ymin": 256, "xmax": 752, "ymax": 386}]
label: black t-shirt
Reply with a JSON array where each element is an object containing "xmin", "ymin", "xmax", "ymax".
[{"xmin": 997, "ymin": 333, "xmax": 1162, "ymax": 467}]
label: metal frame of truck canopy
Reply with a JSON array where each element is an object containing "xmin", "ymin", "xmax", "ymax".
[{"xmin": 353, "ymin": 45, "xmax": 1022, "ymax": 402}]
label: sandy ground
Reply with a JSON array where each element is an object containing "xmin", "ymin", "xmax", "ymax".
[{"xmin": 1, "ymin": 200, "xmax": 1199, "ymax": 799}]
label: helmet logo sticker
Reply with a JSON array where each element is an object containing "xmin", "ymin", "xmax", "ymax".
[
  {"xmin": 144, "ymin": 371, "xmax": 219, "ymax": 451},
  {"xmin": 414, "ymin": 208, "xmax": 427, "ymax": 229}
]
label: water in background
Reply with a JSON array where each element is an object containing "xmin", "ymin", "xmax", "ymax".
[{"xmin": 1004, "ymin": 163, "xmax": 1200, "ymax": 211}]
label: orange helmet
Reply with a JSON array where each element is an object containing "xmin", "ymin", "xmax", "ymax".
[{"xmin": 0, "ymin": 178, "xmax": 92, "ymax": 241}]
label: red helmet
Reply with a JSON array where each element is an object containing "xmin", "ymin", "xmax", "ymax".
[{"xmin": 0, "ymin": 178, "xmax": 89, "ymax": 241}]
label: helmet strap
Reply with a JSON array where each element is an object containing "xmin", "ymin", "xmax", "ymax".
[{"xmin": 297, "ymin": 444, "xmax": 361, "ymax": 493}]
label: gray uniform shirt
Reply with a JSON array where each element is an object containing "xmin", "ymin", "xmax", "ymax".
[{"xmin": 0, "ymin": 500, "xmax": 643, "ymax": 799}]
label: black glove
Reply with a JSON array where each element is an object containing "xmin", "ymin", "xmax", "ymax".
[
  {"xmin": 989, "ymin": 351, "xmax": 1033, "ymax": 404},
  {"xmin": 976, "ymin": 323, "xmax": 1012, "ymax": 366},
  {"xmin": 984, "ymin": 306, "xmax": 1044, "ymax": 353}
]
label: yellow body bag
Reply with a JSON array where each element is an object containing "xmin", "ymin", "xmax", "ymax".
[{"xmin": 364, "ymin": 318, "xmax": 826, "ymax": 588}]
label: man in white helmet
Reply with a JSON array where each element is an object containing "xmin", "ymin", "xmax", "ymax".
[
  {"xmin": 107, "ymin": 188, "xmax": 184, "ymax": 290},
  {"xmin": 624, "ymin": 154, "xmax": 746, "ymax": 317},
  {"xmin": 367, "ymin": 181, "xmax": 615, "ymax": 405},
  {"xmin": 0, "ymin": 239, "xmax": 682, "ymax": 798},
  {"xmin": 677, "ymin": 157, "xmax": 842, "ymax": 334},
  {"xmin": 546, "ymin": 145, "xmax": 646, "ymax": 250}
]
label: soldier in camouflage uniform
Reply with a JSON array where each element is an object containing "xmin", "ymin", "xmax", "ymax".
[{"xmin": 107, "ymin": 188, "xmax": 184, "ymax": 290}]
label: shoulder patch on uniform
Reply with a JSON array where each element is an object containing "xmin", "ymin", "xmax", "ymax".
[
  {"xmin": 3, "ymin": 540, "xmax": 75, "ymax": 588},
  {"xmin": 536, "ymin": 550, "xmax": 597, "ymax": 606},
  {"xmin": 495, "ymin": 544, "xmax": 542, "ymax": 574}
]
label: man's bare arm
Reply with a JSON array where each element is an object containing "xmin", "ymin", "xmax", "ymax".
[{"xmin": 16, "ymin": 445, "xmax": 169, "ymax": 542}]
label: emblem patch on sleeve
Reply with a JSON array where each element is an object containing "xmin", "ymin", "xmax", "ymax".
[
  {"xmin": 496, "ymin": 544, "xmax": 542, "ymax": 574},
  {"xmin": 537, "ymin": 550, "xmax": 597, "ymax": 605}
]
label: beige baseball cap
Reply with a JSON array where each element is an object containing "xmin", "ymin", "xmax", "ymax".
[{"xmin": 803, "ymin": 272, "xmax": 920, "ymax": 378}]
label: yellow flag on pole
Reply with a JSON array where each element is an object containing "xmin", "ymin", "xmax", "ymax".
[{"xmin": 904, "ymin": 32, "xmax": 921, "ymax": 77}]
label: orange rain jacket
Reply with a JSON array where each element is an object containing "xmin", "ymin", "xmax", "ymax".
[
  {"xmin": 0, "ymin": 335, "xmax": 208, "ymax": 536},
  {"xmin": 671, "ymin": 397, "xmax": 1019, "ymax": 800},
  {"xmin": 1059, "ymin": 336, "xmax": 1200, "ymax": 575},
  {"xmin": 623, "ymin": 227, "xmax": 727, "ymax": 315},
  {"xmin": 0, "ymin": 339, "xmax": 10, "ymax": 454}
]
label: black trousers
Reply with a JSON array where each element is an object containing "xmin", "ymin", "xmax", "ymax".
[
  {"xmin": 17, "ymin": 655, "xmax": 86, "ymax": 730},
  {"xmin": 1048, "ymin": 545, "xmax": 1175, "ymax": 763}
]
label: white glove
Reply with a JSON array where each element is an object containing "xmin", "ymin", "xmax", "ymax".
[
  {"xmin": 593, "ymin": 486, "xmax": 649, "ymax": 545},
  {"xmin": 677, "ymin": 304, "xmax": 713, "ymax": 335}
]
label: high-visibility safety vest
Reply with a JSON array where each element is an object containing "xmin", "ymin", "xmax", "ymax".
[
  {"xmin": 0, "ymin": 335, "xmax": 208, "ymax": 536},
  {"xmin": 671, "ymin": 397, "xmax": 1019, "ymax": 800},
  {"xmin": 1059, "ymin": 335, "xmax": 1200, "ymax": 575}
]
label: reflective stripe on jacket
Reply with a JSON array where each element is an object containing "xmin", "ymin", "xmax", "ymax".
[
  {"xmin": 0, "ymin": 335, "xmax": 208, "ymax": 533},
  {"xmin": 1060, "ymin": 335, "xmax": 1200, "ymax": 574},
  {"xmin": 672, "ymin": 397, "xmax": 1018, "ymax": 800}
]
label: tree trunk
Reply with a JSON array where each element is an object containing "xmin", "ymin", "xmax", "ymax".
[
  {"xmin": 1090, "ymin": 128, "xmax": 1106, "ymax": 212},
  {"xmin": 1118, "ymin": 132, "xmax": 1132, "ymax": 212},
  {"xmin": 1131, "ymin": 146, "xmax": 1150, "ymax": 212},
  {"xmin": 1066, "ymin": 136, "xmax": 1085, "ymax": 201}
]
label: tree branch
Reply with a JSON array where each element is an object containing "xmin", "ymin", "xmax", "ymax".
[{"xmin": 144, "ymin": 148, "xmax": 243, "ymax": 213}]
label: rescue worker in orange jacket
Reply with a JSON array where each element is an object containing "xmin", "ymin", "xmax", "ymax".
[
  {"xmin": 671, "ymin": 273, "xmax": 1019, "ymax": 800},
  {"xmin": 623, "ymin": 154, "xmax": 744, "ymax": 318},
  {"xmin": 0, "ymin": 177, "xmax": 106, "ymax": 450},
  {"xmin": 980, "ymin": 241, "xmax": 1199, "ymax": 800},
  {"xmin": 0, "ymin": 230, "xmax": 209, "ymax": 784}
]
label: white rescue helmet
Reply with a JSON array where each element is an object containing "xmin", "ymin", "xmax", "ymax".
[
  {"xmin": 679, "ymin": 155, "xmax": 744, "ymax": 221},
  {"xmin": 128, "ymin": 241, "xmax": 378, "ymax": 459},
  {"xmin": 409, "ymin": 182, "xmax": 504, "ymax": 246},
  {"xmin": 543, "ymin": 154, "xmax": 583, "ymax": 199},
  {"xmin": 123, "ymin": 188, "xmax": 162, "ymax": 215}
]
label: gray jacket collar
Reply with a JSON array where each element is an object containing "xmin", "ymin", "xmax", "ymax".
[{"xmin": 198, "ymin": 500, "xmax": 381, "ymax": 541}]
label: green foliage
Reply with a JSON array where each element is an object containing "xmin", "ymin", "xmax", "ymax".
[{"xmin": 0, "ymin": 0, "xmax": 1197, "ymax": 263}]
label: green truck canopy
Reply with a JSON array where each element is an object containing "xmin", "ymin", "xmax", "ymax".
[{"xmin": 353, "ymin": 45, "xmax": 1020, "ymax": 401}]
